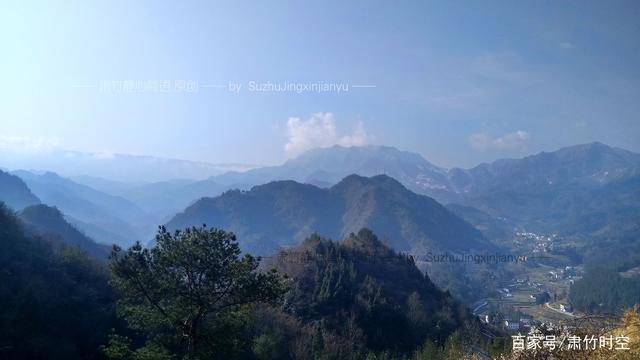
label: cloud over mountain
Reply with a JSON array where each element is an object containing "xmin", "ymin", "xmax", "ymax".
[{"xmin": 284, "ymin": 113, "xmax": 372, "ymax": 158}]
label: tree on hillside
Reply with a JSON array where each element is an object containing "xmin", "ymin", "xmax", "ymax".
[{"xmin": 105, "ymin": 225, "xmax": 288, "ymax": 360}]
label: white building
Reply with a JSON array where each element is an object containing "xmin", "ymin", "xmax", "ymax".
[{"xmin": 504, "ymin": 320, "xmax": 520, "ymax": 331}]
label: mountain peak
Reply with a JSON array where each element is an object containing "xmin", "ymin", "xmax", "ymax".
[
  {"xmin": 340, "ymin": 228, "xmax": 395, "ymax": 256},
  {"xmin": 291, "ymin": 144, "xmax": 438, "ymax": 167},
  {"xmin": 540, "ymin": 141, "xmax": 640, "ymax": 170},
  {"xmin": 333, "ymin": 173, "xmax": 407, "ymax": 192},
  {"xmin": 554, "ymin": 141, "xmax": 612, "ymax": 154}
]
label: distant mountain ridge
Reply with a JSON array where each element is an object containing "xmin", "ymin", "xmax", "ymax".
[
  {"xmin": 166, "ymin": 174, "xmax": 491, "ymax": 255},
  {"xmin": 447, "ymin": 142, "xmax": 640, "ymax": 241},
  {"xmin": 0, "ymin": 169, "xmax": 115, "ymax": 260},
  {"xmin": 13, "ymin": 170, "xmax": 152, "ymax": 246},
  {"xmin": 210, "ymin": 145, "xmax": 451, "ymax": 194},
  {"xmin": 448, "ymin": 142, "xmax": 640, "ymax": 194},
  {"xmin": 5, "ymin": 141, "xmax": 638, "ymax": 250},
  {"xmin": 0, "ymin": 149, "xmax": 260, "ymax": 183},
  {"xmin": 207, "ymin": 142, "xmax": 640, "ymax": 201},
  {"xmin": 202, "ymin": 142, "xmax": 640, "ymax": 243},
  {"xmin": 0, "ymin": 169, "xmax": 40, "ymax": 210}
]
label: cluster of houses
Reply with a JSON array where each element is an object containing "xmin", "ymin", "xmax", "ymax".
[
  {"xmin": 481, "ymin": 312, "xmax": 535, "ymax": 332},
  {"xmin": 497, "ymin": 287, "xmax": 513, "ymax": 298},
  {"xmin": 513, "ymin": 231, "xmax": 558, "ymax": 253},
  {"xmin": 547, "ymin": 266, "xmax": 579, "ymax": 284},
  {"xmin": 503, "ymin": 315, "xmax": 534, "ymax": 332}
]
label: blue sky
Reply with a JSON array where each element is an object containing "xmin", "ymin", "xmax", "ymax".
[{"xmin": 1, "ymin": 0, "xmax": 639, "ymax": 168}]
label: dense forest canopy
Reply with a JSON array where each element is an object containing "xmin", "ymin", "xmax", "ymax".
[
  {"xmin": 0, "ymin": 203, "xmax": 122, "ymax": 360},
  {"xmin": 263, "ymin": 229, "xmax": 481, "ymax": 358},
  {"xmin": 570, "ymin": 268, "xmax": 640, "ymax": 315}
]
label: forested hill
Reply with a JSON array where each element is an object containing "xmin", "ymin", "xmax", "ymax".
[
  {"xmin": 0, "ymin": 204, "xmax": 122, "ymax": 359},
  {"xmin": 167, "ymin": 174, "xmax": 491, "ymax": 255},
  {"xmin": 18, "ymin": 204, "xmax": 111, "ymax": 261},
  {"xmin": 255, "ymin": 229, "xmax": 479, "ymax": 358}
]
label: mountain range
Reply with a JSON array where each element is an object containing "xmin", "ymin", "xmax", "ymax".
[
  {"xmin": 209, "ymin": 145, "xmax": 450, "ymax": 192},
  {"xmin": 446, "ymin": 142, "xmax": 640, "ymax": 242},
  {"xmin": 203, "ymin": 142, "xmax": 640, "ymax": 200},
  {"xmin": 2, "ymin": 141, "xmax": 639, "ymax": 259},
  {"xmin": 70, "ymin": 145, "xmax": 454, "ymax": 223},
  {"xmin": 205, "ymin": 142, "xmax": 640, "ymax": 241},
  {"xmin": 167, "ymin": 174, "xmax": 491, "ymax": 255},
  {"xmin": 0, "ymin": 169, "xmax": 111, "ymax": 259},
  {"xmin": 61, "ymin": 142, "xmax": 640, "ymax": 248},
  {"xmin": 71, "ymin": 176, "xmax": 233, "ymax": 222}
]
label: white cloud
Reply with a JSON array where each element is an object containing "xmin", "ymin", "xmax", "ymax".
[
  {"xmin": 0, "ymin": 136, "xmax": 61, "ymax": 154},
  {"xmin": 284, "ymin": 113, "xmax": 372, "ymax": 158},
  {"xmin": 469, "ymin": 130, "xmax": 531, "ymax": 151}
]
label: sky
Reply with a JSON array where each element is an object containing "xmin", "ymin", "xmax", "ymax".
[{"xmin": 1, "ymin": 0, "xmax": 639, "ymax": 169}]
